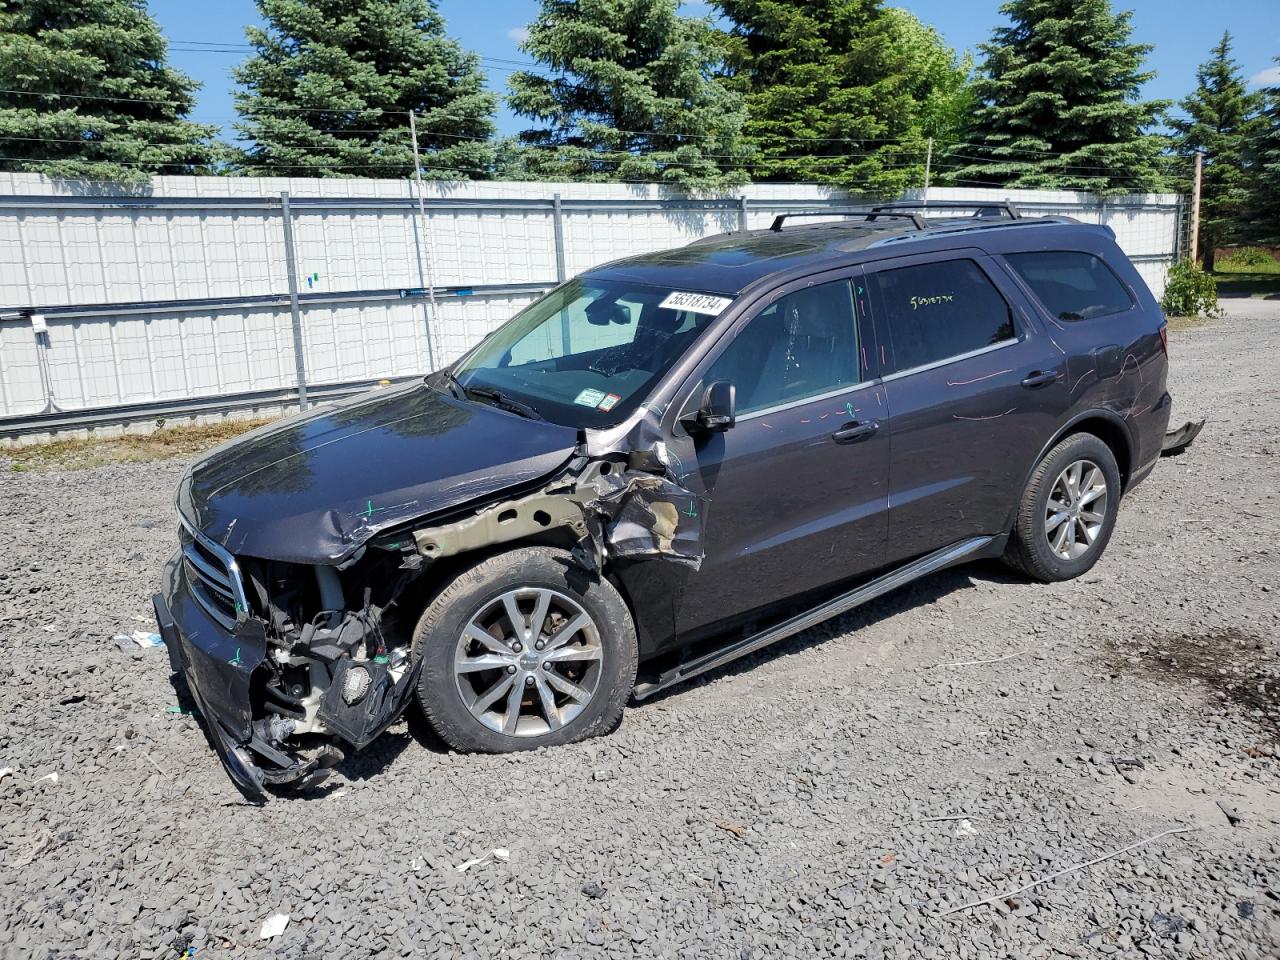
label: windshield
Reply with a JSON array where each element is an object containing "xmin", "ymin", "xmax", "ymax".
[{"xmin": 451, "ymin": 278, "xmax": 732, "ymax": 427}]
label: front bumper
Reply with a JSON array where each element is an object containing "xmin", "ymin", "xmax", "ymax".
[
  {"xmin": 154, "ymin": 552, "xmax": 275, "ymax": 797},
  {"xmin": 155, "ymin": 549, "xmax": 422, "ymax": 799}
]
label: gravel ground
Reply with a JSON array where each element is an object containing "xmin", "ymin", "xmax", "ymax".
[{"xmin": 1, "ymin": 301, "xmax": 1278, "ymax": 960}]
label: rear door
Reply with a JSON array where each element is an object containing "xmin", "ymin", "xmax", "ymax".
[
  {"xmin": 670, "ymin": 270, "xmax": 890, "ymax": 637},
  {"xmin": 864, "ymin": 251, "xmax": 1070, "ymax": 564}
]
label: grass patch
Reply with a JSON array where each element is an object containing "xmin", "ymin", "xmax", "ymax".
[
  {"xmin": 1213, "ymin": 270, "xmax": 1280, "ymax": 298},
  {"xmin": 1166, "ymin": 314, "xmax": 1210, "ymax": 332},
  {"xmin": 4, "ymin": 418, "xmax": 273, "ymax": 472}
]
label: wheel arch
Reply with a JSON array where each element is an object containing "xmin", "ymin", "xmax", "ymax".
[{"xmin": 1004, "ymin": 409, "xmax": 1135, "ymax": 534}]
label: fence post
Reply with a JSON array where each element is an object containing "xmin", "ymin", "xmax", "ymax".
[
  {"xmin": 552, "ymin": 193, "xmax": 567, "ymax": 283},
  {"xmin": 737, "ymin": 195, "xmax": 748, "ymax": 232},
  {"xmin": 279, "ymin": 191, "xmax": 309, "ymax": 412},
  {"xmin": 1189, "ymin": 151, "xmax": 1203, "ymax": 265},
  {"xmin": 409, "ymin": 111, "xmax": 440, "ymax": 370},
  {"xmin": 28, "ymin": 312, "xmax": 60, "ymax": 414}
]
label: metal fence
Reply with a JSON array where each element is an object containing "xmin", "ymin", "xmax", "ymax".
[{"xmin": 0, "ymin": 174, "xmax": 1182, "ymax": 438}]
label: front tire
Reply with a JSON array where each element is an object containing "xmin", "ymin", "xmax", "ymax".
[
  {"xmin": 412, "ymin": 547, "xmax": 637, "ymax": 753},
  {"xmin": 1003, "ymin": 433, "xmax": 1122, "ymax": 582}
]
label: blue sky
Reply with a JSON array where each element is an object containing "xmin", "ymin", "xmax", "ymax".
[{"xmin": 152, "ymin": 0, "xmax": 1280, "ymax": 141}]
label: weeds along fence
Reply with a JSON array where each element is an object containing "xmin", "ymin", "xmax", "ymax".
[{"xmin": 0, "ymin": 174, "xmax": 1181, "ymax": 439}]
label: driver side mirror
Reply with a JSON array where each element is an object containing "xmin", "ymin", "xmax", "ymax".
[{"xmin": 685, "ymin": 380, "xmax": 736, "ymax": 433}]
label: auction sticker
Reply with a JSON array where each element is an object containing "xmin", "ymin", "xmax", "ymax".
[
  {"xmin": 574, "ymin": 388, "xmax": 607, "ymax": 407},
  {"xmin": 659, "ymin": 290, "xmax": 734, "ymax": 316},
  {"xmin": 597, "ymin": 392, "xmax": 621, "ymax": 412}
]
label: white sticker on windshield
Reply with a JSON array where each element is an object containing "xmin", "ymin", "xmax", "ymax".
[
  {"xmin": 574, "ymin": 388, "xmax": 607, "ymax": 408},
  {"xmin": 659, "ymin": 291, "xmax": 733, "ymax": 316}
]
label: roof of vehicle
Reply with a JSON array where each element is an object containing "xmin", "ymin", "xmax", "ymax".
[{"xmin": 584, "ymin": 207, "xmax": 1111, "ymax": 297}]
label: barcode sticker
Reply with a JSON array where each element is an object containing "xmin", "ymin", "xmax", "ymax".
[{"xmin": 659, "ymin": 291, "xmax": 734, "ymax": 316}]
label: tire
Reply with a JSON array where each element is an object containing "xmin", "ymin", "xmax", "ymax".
[
  {"xmin": 412, "ymin": 546, "xmax": 638, "ymax": 753},
  {"xmin": 1003, "ymin": 432, "xmax": 1122, "ymax": 583}
]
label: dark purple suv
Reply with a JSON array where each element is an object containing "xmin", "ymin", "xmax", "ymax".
[{"xmin": 155, "ymin": 202, "xmax": 1174, "ymax": 797}]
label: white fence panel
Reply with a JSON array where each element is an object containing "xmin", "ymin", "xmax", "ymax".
[{"xmin": 0, "ymin": 174, "xmax": 1181, "ymax": 431}]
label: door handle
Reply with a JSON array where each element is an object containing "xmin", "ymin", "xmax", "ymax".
[
  {"xmin": 1021, "ymin": 370, "xmax": 1058, "ymax": 389},
  {"xmin": 832, "ymin": 420, "xmax": 879, "ymax": 444}
]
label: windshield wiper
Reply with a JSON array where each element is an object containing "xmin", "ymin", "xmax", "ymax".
[
  {"xmin": 464, "ymin": 385, "xmax": 544, "ymax": 421},
  {"xmin": 442, "ymin": 368, "xmax": 465, "ymax": 399}
]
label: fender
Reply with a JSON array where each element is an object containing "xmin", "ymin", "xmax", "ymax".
[{"xmin": 998, "ymin": 407, "xmax": 1136, "ymax": 535}]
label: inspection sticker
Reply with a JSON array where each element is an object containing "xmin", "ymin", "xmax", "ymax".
[
  {"xmin": 597, "ymin": 392, "xmax": 621, "ymax": 412},
  {"xmin": 659, "ymin": 291, "xmax": 733, "ymax": 316},
  {"xmin": 574, "ymin": 388, "xmax": 608, "ymax": 407}
]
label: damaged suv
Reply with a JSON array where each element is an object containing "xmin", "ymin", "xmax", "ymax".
[{"xmin": 155, "ymin": 202, "xmax": 1182, "ymax": 797}]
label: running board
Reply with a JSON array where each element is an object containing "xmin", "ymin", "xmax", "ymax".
[{"xmin": 631, "ymin": 535, "xmax": 997, "ymax": 701}]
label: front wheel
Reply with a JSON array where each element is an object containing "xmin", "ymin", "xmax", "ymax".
[
  {"xmin": 413, "ymin": 547, "xmax": 638, "ymax": 753},
  {"xmin": 1003, "ymin": 433, "xmax": 1122, "ymax": 582}
]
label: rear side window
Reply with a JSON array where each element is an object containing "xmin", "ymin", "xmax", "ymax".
[
  {"xmin": 868, "ymin": 259, "xmax": 1015, "ymax": 374},
  {"xmin": 1005, "ymin": 251, "xmax": 1133, "ymax": 322}
]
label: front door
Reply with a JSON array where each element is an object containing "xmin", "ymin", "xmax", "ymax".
[
  {"xmin": 863, "ymin": 251, "xmax": 1070, "ymax": 564},
  {"xmin": 671, "ymin": 272, "xmax": 891, "ymax": 638}
]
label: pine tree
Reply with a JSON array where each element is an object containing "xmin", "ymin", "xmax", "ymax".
[
  {"xmin": 233, "ymin": 0, "xmax": 496, "ymax": 179},
  {"xmin": 506, "ymin": 0, "xmax": 752, "ymax": 189},
  {"xmin": 713, "ymin": 1, "xmax": 967, "ymax": 193},
  {"xmin": 1246, "ymin": 57, "xmax": 1280, "ymax": 245},
  {"xmin": 0, "ymin": 0, "xmax": 219, "ymax": 181},
  {"xmin": 952, "ymin": 0, "xmax": 1169, "ymax": 192},
  {"xmin": 1171, "ymin": 34, "xmax": 1263, "ymax": 270}
]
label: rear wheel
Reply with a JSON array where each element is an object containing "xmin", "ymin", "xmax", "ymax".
[
  {"xmin": 413, "ymin": 547, "xmax": 637, "ymax": 752},
  {"xmin": 1003, "ymin": 433, "xmax": 1122, "ymax": 582}
]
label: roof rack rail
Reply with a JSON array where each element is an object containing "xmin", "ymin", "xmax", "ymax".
[
  {"xmin": 769, "ymin": 209, "xmax": 927, "ymax": 232},
  {"xmin": 869, "ymin": 200, "xmax": 1022, "ymax": 220}
]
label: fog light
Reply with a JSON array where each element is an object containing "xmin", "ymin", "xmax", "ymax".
[{"xmin": 342, "ymin": 664, "xmax": 372, "ymax": 705}]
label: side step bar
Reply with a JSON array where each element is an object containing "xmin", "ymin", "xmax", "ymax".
[{"xmin": 631, "ymin": 535, "xmax": 997, "ymax": 701}]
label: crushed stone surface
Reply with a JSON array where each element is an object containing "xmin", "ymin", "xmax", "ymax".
[{"xmin": 1, "ymin": 301, "xmax": 1278, "ymax": 959}]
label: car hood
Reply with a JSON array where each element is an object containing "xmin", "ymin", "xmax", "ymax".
[{"xmin": 177, "ymin": 381, "xmax": 580, "ymax": 564}]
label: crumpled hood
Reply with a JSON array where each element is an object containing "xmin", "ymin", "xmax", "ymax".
[{"xmin": 177, "ymin": 381, "xmax": 579, "ymax": 564}]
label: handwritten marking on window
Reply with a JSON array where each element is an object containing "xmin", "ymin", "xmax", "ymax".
[{"xmin": 910, "ymin": 294, "xmax": 955, "ymax": 310}]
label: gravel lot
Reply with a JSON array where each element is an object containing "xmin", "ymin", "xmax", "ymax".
[{"xmin": 1, "ymin": 301, "xmax": 1278, "ymax": 960}]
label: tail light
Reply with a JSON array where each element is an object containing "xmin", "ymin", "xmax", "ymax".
[{"xmin": 1158, "ymin": 321, "xmax": 1168, "ymax": 355}]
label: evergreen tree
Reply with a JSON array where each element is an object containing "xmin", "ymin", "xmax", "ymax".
[
  {"xmin": 0, "ymin": 0, "xmax": 219, "ymax": 181},
  {"xmin": 1246, "ymin": 57, "xmax": 1280, "ymax": 244},
  {"xmin": 713, "ymin": 1, "xmax": 967, "ymax": 193},
  {"xmin": 507, "ymin": 0, "xmax": 752, "ymax": 189},
  {"xmin": 882, "ymin": 9, "xmax": 974, "ymax": 162},
  {"xmin": 952, "ymin": 0, "xmax": 1169, "ymax": 192},
  {"xmin": 233, "ymin": 0, "xmax": 496, "ymax": 179},
  {"xmin": 1171, "ymin": 34, "xmax": 1263, "ymax": 270}
]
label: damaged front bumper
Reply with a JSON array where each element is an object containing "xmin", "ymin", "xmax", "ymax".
[{"xmin": 154, "ymin": 551, "xmax": 419, "ymax": 799}]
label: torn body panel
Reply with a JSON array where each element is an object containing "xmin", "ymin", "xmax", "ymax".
[{"xmin": 1162, "ymin": 418, "xmax": 1206, "ymax": 456}]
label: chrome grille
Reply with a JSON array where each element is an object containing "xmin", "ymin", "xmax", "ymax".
[{"xmin": 179, "ymin": 518, "xmax": 248, "ymax": 631}]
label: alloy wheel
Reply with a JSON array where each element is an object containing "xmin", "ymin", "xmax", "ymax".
[
  {"xmin": 453, "ymin": 588, "xmax": 603, "ymax": 736},
  {"xmin": 1044, "ymin": 458, "xmax": 1109, "ymax": 561}
]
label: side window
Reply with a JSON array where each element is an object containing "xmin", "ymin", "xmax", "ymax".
[
  {"xmin": 868, "ymin": 259, "xmax": 1015, "ymax": 374},
  {"xmin": 1005, "ymin": 250, "xmax": 1134, "ymax": 322},
  {"xmin": 705, "ymin": 279, "xmax": 859, "ymax": 415}
]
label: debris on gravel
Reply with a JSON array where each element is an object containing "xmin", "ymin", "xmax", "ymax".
[{"xmin": 1, "ymin": 302, "xmax": 1278, "ymax": 958}]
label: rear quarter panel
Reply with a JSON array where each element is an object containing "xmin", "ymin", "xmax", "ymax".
[{"xmin": 987, "ymin": 227, "xmax": 1171, "ymax": 486}]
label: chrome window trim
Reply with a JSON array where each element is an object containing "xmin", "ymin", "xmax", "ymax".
[
  {"xmin": 178, "ymin": 512, "xmax": 250, "ymax": 626},
  {"xmin": 878, "ymin": 336, "xmax": 1022, "ymax": 384},
  {"xmin": 735, "ymin": 378, "xmax": 881, "ymax": 423}
]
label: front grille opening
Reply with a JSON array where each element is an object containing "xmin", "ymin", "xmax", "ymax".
[{"xmin": 181, "ymin": 529, "xmax": 242, "ymax": 630}]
